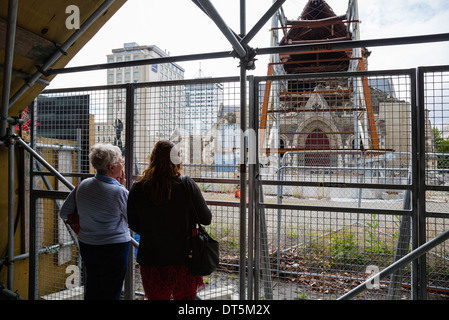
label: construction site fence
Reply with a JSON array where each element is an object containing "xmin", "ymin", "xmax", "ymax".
[{"xmin": 23, "ymin": 66, "xmax": 449, "ymax": 300}]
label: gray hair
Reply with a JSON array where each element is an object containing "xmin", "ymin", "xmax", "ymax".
[{"xmin": 89, "ymin": 143, "xmax": 123, "ymax": 175}]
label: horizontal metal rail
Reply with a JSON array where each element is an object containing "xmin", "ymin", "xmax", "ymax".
[
  {"xmin": 260, "ymin": 202, "xmax": 411, "ymax": 216},
  {"xmin": 256, "ymin": 67, "xmax": 416, "ymax": 82},
  {"xmin": 0, "ymin": 240, "xmax": 76, "ymax": 266},
  {"xmin": 338, "ymin": 227, "xmax": 449, "ymax": 300},
  {"xmin": 15, "ymin": 136, "xmax": 74, "ymax": 190},
  {"xmin": 258, "ymin": 33, "xmax": 449, "ymax": 56},
  {"xmin": 41, "ymin": 76, "xmax": 241, "ymax": 94},
  {"xmin": 260, "ymin": 179, "xmax": 412, "ymax": 190},
  {"xmin": 45, "ymin": 33, "xmax": 449, "ymax": 76}
]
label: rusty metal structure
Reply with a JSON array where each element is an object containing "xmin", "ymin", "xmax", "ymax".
[{"xmin": 261, "ymin": 0, "xmax": 380, "ymax": 161}]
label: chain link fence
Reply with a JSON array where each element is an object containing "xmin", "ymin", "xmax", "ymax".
[{"xmin": 26, "ymin": 67, "xmax": 449, "ymax": 300}]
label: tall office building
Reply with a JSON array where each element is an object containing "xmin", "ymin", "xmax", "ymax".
[
  {"xmin": 96, "ymin": 43, "xmax": 185, "ymax": 170},
  {"xmin": 184, "ymin": 81, "xmax": 224, "ymax": 133},
  {"xmin": 106, "ymin": 42, "xmax": 184, "ymax": 86}
]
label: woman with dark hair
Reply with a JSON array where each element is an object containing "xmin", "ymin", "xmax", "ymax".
[{"xmin": 127, "ymin": 140, "xmax": 212, "ymax": 300}]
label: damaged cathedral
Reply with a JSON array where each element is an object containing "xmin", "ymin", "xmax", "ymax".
[{"xmin": 189, "ymin": 0, "xmax": 435, "ymax": 197}]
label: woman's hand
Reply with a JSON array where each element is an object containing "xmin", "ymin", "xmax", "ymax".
[{"xmin": 117, "ymin": 169, "xmax": 126, "ymax": 186}]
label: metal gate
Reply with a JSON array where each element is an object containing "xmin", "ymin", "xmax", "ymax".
[{"xmin": 250, "ymin": 67, "xmax": 449, "ymax": 300}]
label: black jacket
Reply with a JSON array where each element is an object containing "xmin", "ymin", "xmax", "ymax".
[{"xmin": 127, "ymin": 176, "xmax": 212, "ymax": 266}]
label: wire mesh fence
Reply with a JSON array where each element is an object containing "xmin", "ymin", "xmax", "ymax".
[
  {"xmin": 131, "ymin": 78, "xmax": 244, "ymax": 299},
  {"xmin": 422, "ymin": 67, "xmax": 449, "ymax": 299},
  {"xmin": 27, "ymin": 67, "xmax": 449, "ymax": 300},
  {"xmin": 254, "ymin": 71, "xmax": 413, "ymax": 300},
  {"xmin": 254, "ymin": 68, "xmax": 448, "ymax": 300}
]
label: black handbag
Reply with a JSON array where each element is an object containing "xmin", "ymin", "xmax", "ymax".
[{"xmin": 182, "ymin": 177, "xmax": 219, "ymax": 277}]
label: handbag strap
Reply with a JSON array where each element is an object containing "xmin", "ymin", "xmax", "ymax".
[
  {"xmin": 72, "ymin": 178, "xmax": 86, "ymax": 211},
  {"xmin": 73, "ymin": 180, "xmax": 83, "ymax": 207},
  {"xmin": 181, "ymin": 176, "xmax": 200, "ymax": 226}
]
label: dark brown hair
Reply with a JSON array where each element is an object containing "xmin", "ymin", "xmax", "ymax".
[{"xmin": 137, "ymin": 140, "xmax": 182, "ymax": 205}]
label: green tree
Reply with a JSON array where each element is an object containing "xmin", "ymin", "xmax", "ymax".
[{"xmin": 433, "ymin": 127, "xmax": 449, "ymax": 169}]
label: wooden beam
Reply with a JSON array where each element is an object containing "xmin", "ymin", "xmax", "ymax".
[
  {"xmin": 265, "ymin": 107, "xmax": 365, "ymax": 114},
  {"xmin": 279, "ymin": 131, "xmax": 354, "ymax": 135},
  {"xmin": 272, "ymin": 57, "xmax": 360, "ymax": 66},
  {"xmin": 279, "ymin": 89, "xmax": 352, "ymax": 95},
  {"xmin": 0, "ymin": 17, "xmax": 55, "ymax": 63},
  {"xmin": 280, "ymin": 48, "xmax": 351, "ymax": 56}
]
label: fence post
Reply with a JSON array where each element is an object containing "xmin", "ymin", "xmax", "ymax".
[
  {"xmin": 239, "ymin": 55, "xmax": 248, "ymax": 300},
  {"xmin": 247, "ymin": 76, "xmax": 255, "ymax": 299},
  {"xmin": 416, "ymin": 67, "xmax": 428, "ymax": 299},
  {"xmin": 28, "ymin": 100, "xmax": 38, "ymax": 300},
  {"xmin": 123, "ymin": 84, "xmax": 135, "ymax": 300}
]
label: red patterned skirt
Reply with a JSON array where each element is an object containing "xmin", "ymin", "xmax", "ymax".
[{"xmin": 139, "ymin": 264, "xmax": 205, "ymax": 300}]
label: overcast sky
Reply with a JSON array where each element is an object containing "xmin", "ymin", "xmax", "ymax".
[{"xmin": 48, "ymin": 0, "xmax": 449, "ymax": 88}]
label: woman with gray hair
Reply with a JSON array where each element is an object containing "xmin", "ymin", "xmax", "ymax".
[{"xmin": 60, "ymin": 143, "xmax": 131, "ymax": 300}]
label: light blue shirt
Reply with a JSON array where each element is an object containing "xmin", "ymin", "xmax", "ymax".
[{"xmin": 60, "ymin": 174, "xmax": 131, "ymax": 245}]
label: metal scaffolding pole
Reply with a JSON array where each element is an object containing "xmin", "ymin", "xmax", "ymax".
[
  {"xmin": 240, "ymin": 0, "xmax": 286, "ymax": 47},
  {"xmin": 7, "ymin": 123, "xmax": 15, "ymax": 290},
  {"xmin": 338, "ymin": 228, "xmax": 449, "ymax": 300},
  {"xmin": 238, "ymin": 0, "xmax": 248, "ymax": 300},
  {"xmin": 45, "ymin": 33, "xmax": 449, "ymax": 77},
  {"xmin": 7, "ymin": 0, "xmax": 117, "ymax": 111},
  {"xmin": 195, "ymin": 0, "xmax": 246, "ymax": 59},
  {"xmin": 257, "ymin": 33, "xmax": 449, "ymax": 56},
  {"xmin": 191, "ymin": 0, "xmax": 286, "ymax": 300},
  {"xmin": 15, "ymin": 137, "xmax": 74, "ymax": 190},
  {"xmin": 0, "ymin": 0, "xmax": 18, "ymax": 140}
]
